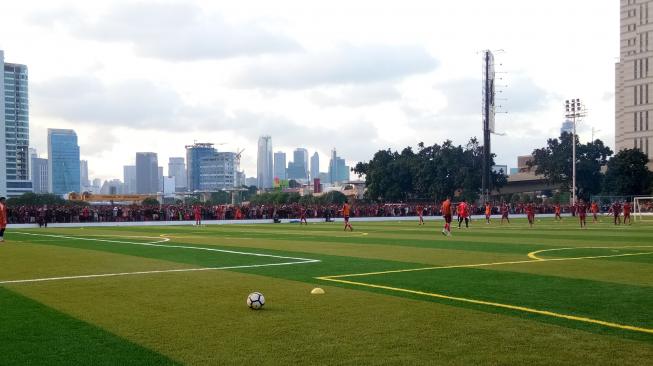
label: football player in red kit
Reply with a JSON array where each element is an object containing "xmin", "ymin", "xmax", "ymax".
[
  {"xmin": 501, "ymin": 202, "xmax": 510, "ymax": 224},
  {"xmin": 623, "ymin": 201, "xmax": 632, "ymax": 225},
  {"xmin": 416, "ymin": 204, "xmax": 424, "ymax": 226},
  {"xmin": 526, "ymin": 203, "xmax": 535, "ymax": 228},
  {"xmin": 576, "ymin": 199, "xmax": 587, "ymax": 228}
]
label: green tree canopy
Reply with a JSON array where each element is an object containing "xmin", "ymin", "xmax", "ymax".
[
  {"xmin": 602, "ymin": 148, "xmax": 653, "ymax": 196},
  {"xmin": 353, "ymin": 138, "xmax": 506, "ymax": 202},
  {"xmin": 528, "ymin": 133, "xmax": 612, "ymax": 200}
]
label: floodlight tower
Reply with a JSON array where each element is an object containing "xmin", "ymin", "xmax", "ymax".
[
  {"xmin": 564, "ymin": 98, "xmax": 586, "ymax": 205},
  {"xmin": 481, "ymin": 50, "xmax": 496, "ymax": 203}
]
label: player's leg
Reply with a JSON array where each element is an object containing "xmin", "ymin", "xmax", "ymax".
[
  {"xmin": 0, "ymin": 228, "xmax": 5, "ymax": 242},
  {"xmin": 465, "ymin": 217, "xmax": 469, "ymax": 228}
]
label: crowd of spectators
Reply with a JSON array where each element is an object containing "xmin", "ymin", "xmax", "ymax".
[{"xmin": 3, "ymin": 200, "xmax": 617, "ymax": 225}]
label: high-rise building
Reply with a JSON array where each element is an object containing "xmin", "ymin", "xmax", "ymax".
[
  {"xmin": 257, "ymin": 136, "xmax": 273, "ymax": 188},
  {"xmin": 135, "ymin": 152, "xmax": 158, "ymax": 194},
  {"xmin": 287, "ymin": 148, "xmax": 309, "ymax": 180},
  {"xmin": 310, "ymin": 152, "xmax": 320, "ymax": 180},
  {"xmin": 328, "ymin": 148, "xmax": 350, "ymax": 183},
  {"xmin": 31, "ymin": 155, "xmax": 48, "ymax": 193},
  {"xmin": 273, "ymin": 151, "xmax": 287, "ymax": 180},
  {"xmin": 158, "ymin": 166, "xmax": 164, "ymax": 191},
  {"xmin": 561, "ymin": 120, "xmax": 574, "ymax": 135},
  {"xmin": 123, "ymin": 165, "xmax": 136, "ymax": 194},
  {"xmin": 168, "ymin": 157, "xmax": 186, "ymax": 190},
  {"xmin": 185, "ymin": 143, "xmax": 216, "ymax": 191},
  {"xmin": 100, "ymin": 179, "xmax": 124, "ymax": 195},
  {"xmin": 616, "ymin": 0, "xmax": 653, "ymax": 168},
  {"xmin": 80, "ymin": 160, "xmax": 89, "ymax": 191},
  {"xmin": 199, "ymin": 152, "xmax": 238, "ymax": 190},
  {"xmin": 1, "ymin": 50, "xmax": 32, "ymax": 197},
  {"xmin": 48, "ymin": 129, "xmax": 80, "ymax": 195}
]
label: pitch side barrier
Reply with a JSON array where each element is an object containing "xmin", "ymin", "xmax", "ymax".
[{"xmin": 7, "ymin": 213, "xmax": 568, "ymax": 229}]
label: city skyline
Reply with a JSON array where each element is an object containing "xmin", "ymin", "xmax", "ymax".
[{"xmin": 0, "ymin": 1, "xmax": 619, "ymax": 183}]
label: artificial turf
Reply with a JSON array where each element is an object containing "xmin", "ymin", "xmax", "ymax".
[{"xmin": 0, "ymin": 218, "xmax": 651, "ymax": 365}]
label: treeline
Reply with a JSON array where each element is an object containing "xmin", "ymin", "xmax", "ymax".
[
  {"xmin": 248, "ymin": 191, "xmax": 347, "ymax": 205},
  {"xmin": 529, "ymin": 133, "xmax": 653, "ymax": 198},
  {"xmin": 353, "ymin": 138, "xmax": 507, "ymax": 202}
]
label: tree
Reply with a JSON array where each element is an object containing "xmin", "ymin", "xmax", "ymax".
[
  {"xmin": 529, "ymin": 133, "xmax": 612, "ymax": 200},
  {"xmin": 142, "ymin": 197, "xmax": 160, "ymax": 206},
  {"xmin": 354, "ymin": 138, "xmax": 506, "ymax": 202},
  {"xmin": 602, "ymin": 148, "xmax": 653, "ymax": 196},
  {"xmin": 7, "ymin": 193, "xmax": 70, "ymax": 206}
]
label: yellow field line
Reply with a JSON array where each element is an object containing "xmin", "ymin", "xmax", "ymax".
[
  {"xmin": 527, "ymin": 245, "xmax": 653, "ymax": 260},
  {"xmin": 316, "ymin": 276, "xmax": 653, "ymax": 335}
]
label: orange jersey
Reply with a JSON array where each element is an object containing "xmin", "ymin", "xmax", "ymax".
[
  {"xmin": 555, "ymin": 205, "xmax": 561, "ymax": 214},
  {"xmin": 591, "ymin": 203, "xmax": 599, "ymax": 213},
  {"xmin": 441, "ymin": 199, "xmax": 451, "ymax": 216},
  {"xmin": 342, "ymin": 203, "xmax": 350, "ymax": 217},
  {"xmin": 485, "ymin": 204, "xmax": 491, "ymax": 215}
]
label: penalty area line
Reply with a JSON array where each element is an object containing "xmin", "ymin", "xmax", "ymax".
[
  {"xmin": 1, "ymin": 260, "xmax": 319, "ymax": 285},
  {"xmin": 13, "ymin": 231, "xmax": 320, "ymax": 263},
  {"xmin": 316, "ymin": 276, "xmax": 653, "ymax": 335}
]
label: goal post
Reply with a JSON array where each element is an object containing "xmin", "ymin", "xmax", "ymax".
[{"xmin": 633, "ymin": 196, "xmax": 653, "ymax": 221}]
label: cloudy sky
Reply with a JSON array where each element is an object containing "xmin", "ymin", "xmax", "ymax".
[{"xmin": 1, "ymin": 0, "xmax": 618, "ymax": 182}]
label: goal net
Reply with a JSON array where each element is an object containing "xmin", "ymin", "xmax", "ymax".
[{"xmin": 634, "ymin": 196, "xmax": 653, "ymax": 221}]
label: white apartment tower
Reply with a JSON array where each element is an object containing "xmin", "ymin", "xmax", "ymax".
[{"xmin": 616, "ymin": 0, "xmax": 653, "ymax": 168}]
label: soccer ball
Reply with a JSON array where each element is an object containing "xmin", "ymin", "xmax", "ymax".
[{"xmin": 247, "ymin": 292, "xmax": 265, "ymax": 310}]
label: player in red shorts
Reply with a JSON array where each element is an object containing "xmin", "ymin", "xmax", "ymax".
[
  {"xmin": 416, "ymin": 204, "xmax": 424, "ymax": 225},
  {"xmin": 590, "ymin": 201, "xmax": 599, "ymax": 223},
  {"xmin": 500, "ymin": 202, "xmax": 510, "ymax": 224},
  {"xmin": 484, "ymin": 202, "xmax": 492, "ymax": 224},
  {"xmin": 554, "ymin": 203, "xmax": 562, "ymax": 221},
  {"xmin": 342, "ymin": 202, "xmax": 353, "ymax": 231},
  {"xmin": 611, "ymin": 201, "xmax": 622, "ymax": 225},
  {"xmin": 526, "ymin": 203, "xmax": 535, "ymax": 228},
  {"xmin": 193, "ymin": 205, "xmax": 202, "ymax": 226},
  {"xmin": 300, "ymin": 206, "xmax": 308, "ymax": 225},
  {"xmin": 576, "ymin": 199, "xmax": 587, "ymax": 228},
  {"xmin": 441, "ymin": 197, "xmax": 452, "ymax": 236},
  {"xmin": 623, "ymin": 201, "xmax": 632, "ymax": 225}
]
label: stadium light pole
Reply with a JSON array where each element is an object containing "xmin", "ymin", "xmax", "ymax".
[{"xmin": 564, "ymin": 99, "xmax": 586, "ymax": 205}]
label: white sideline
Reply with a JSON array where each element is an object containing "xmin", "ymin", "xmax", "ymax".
[{"xmin": 1, "ymin": 232, "xmax": 321, "ymax": 285}]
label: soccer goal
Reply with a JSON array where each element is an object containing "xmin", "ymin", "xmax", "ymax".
[{"xmin": 633, "ymin": 196, "xmax": 653, "ymax": 221}]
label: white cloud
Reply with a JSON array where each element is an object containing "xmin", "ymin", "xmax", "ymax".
[{"xmin": 233, "ymin": 44, "xmax": 438, "ymax": 89}]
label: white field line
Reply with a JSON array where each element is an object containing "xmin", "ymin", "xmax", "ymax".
[
  {"xmin": 0, "ymin": 261, "xmax": 316, "ymax": 285},
  {"xmin": 2, "ymin": 232, "xmax": 320, "ymax": 285},
  {"xmin": 13, "ymin": 232, "xmax": 320, "ymax": 263}
]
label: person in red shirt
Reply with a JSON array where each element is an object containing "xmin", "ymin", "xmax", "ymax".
[
  {"xmin": 501, "ymin": 202, "xmax": 510, "ymax": 224},
  {"xmin": 576, "ymin": 199, "xmax": 587, "ymax": 228},
  {"xmin": 590, "ymin": 201, "xmax": 600, "ymax": 223},
  {"xmin": 611, "ymin": 201, "xmax": 622, "ymax": 225},
  {"xmin": 554, "ymin": 203, "xmax": 562, "ymax": 221},
  {"xmin": 457, "ymin": 199, "xmax": 469, "ymax": 229},
  {"xmin": 416, "ymin": 204, "xmax": 424, "ymax": 226},
  {"xmin": 0, "ymin": 197, "xmax": 7, "ymax": 242},
  {"xmin": 526, "ymin": 203, "xmax": 535, "ymax": 228},
  {"xmin": 484, "ymin": 202, "xmax": 492, "ymax": 224},
  {"xmin": 193, "ymin": 205, "xmax": 202, "ymax": 226},
  {"xmin": 441, "ymin": 197, "xmax": 452, "ymax": 236},
  {"xmin": 623, "ymin": 201, "xmax": 632, "ymax": 225},
  {"xmin": 300, "ymin": 206, "xmax": 308, "ymax": 225},
  {"xmin": 342, "ymin": 202, "xmax": 353, "ymax": 231}
]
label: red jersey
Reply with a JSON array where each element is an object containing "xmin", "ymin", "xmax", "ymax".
[
  {"xmin": 591, "ymin": 203, "xmax": 599, "ymax": 214},
  {"xmin": 526, "ymin": 204, "xmax": 534, "ymax": 215},
  {"xmin": 576, "ymin": 203, "xmax": 587, "ymax": 216},
  {"xmin": 416, "ymin": 205, "xmax": 423, "ymax": 215},
  {"xmin": 441, "ymin": 199, "xmax": 452, "ymax": 216},
  {"xmin": 624, "ymin": 203, "xmax": 631, "ymax": 215},
  {"xmin": 0, "ymin": 202, "xmax": 6, "ymax": 228},
  {"xmin": 342, "ymin": 203, "xmax": 350, "ymax": 217}
]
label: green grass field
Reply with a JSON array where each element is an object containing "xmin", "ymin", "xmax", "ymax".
[{"xmin": 1, "ymin": 218, "xmax": 652, "ymax": 365}]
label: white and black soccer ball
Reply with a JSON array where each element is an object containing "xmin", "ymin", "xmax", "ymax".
[{"xmin": 247, "ymin": 292, "xmax": 265, "ymax": 310}]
